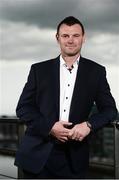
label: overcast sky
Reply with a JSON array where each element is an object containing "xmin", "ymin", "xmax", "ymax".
[
  {"xmin": 0, "ymin": 0, "xmax": 119, "ymax": 115},
  {"xmin": 1, "ymin": 0, "xmax": 119, "ymax": 63}
]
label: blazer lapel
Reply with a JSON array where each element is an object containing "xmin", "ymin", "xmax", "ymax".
[
  {"xmin": 52, "ymin": 56, "xmax": 60, "ymax": 118},
  {"xmin": 69, "ymin": 57, "xmax": 89, "ymax": 121}
]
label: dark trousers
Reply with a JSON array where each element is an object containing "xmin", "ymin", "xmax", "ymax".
[
  {"xmin": 23, "ymin": 142, "xmax": 87, "ymax": 179},
  {"xmin": 23, "ymin": 167, "xmax": 58, "ymax": 179}
]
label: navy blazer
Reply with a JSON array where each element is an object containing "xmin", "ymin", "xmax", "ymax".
[{"xmin": 15, "ymin": 56, "xmax": 117, "ymax": 173}]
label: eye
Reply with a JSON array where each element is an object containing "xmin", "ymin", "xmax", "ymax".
[
  {"xmin": 73, "ymin": 34, "xmax": 80, "ymax": 37},
  {"xmin": 61, "ymin": 34, "xmax": 69, "ymax": 38}
]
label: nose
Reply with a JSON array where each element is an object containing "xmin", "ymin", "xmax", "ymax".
[{"xmin": 68, "ymin": 36, "xmax": 73, "ymax": 43}]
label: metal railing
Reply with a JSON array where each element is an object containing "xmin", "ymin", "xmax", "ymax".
[
  {"xmin": 114, "ymin": 120, "xmax": 119, "ymax": 178},
  {"xmin": 0, "ymin": 116, "xmax": 119, "ymax": 179},
  {"xmin": 89, "ymin": 119, "xmax": 119, "ymax": 179}
]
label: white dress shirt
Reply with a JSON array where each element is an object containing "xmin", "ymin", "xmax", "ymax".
[{"xmin": 59, "ymin": 55, "xmax": 80, "ymax": 122}]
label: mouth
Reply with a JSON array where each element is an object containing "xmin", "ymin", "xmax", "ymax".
[{"xmin": 66, "ymin": 46, "xmax": 75, "ymax": 48}]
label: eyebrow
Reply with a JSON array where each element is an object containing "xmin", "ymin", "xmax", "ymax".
[{"xmin": 60, "ymin": 33, "xmax": 81, "ymax": 36}]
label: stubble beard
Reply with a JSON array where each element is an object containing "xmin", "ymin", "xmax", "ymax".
[{"xmin": 64, "ymin": 48, "xmax": 81, "ymax": 57}]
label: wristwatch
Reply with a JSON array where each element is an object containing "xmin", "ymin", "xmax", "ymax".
[{"xmin": 86, "ymin": 121, "xmax": 92, "ymax": 130}]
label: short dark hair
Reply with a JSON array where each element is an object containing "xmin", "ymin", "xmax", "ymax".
[{"xmin": 57, "ymin": 16, "xmax": 85, "ymax": 35}]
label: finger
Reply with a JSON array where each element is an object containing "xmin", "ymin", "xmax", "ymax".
[
  {"xmin": 68, "ymin": 130, "xmax": 74, "ymax": 137},
  {"xmin": 61, "ymin": 131, "xmax": 70, "ymax": 136},
  {"xmin": 78, "ymin": 137, "xmax": 83, "ymax": 141},
  {"xmin": 60, "ymin": 121, "xmax": 73, "ymax": 126},
  {"xmin": 76, "ymin": 132, "xmax": 82, "ymax": 139},
  {"xmin": 62, "ymin": 136, "xmax": 69, "ymax": 141},
  {"xmin": 72, "ymin": 130, "xmax": 80, "ymax": 140},
  {"xmin": 72, "ymin": 133, "xmax": 77, "ymax": 140},
  {"xmin": 60, "ymin": 136, "xmax": 68, "ymax": 142},
  {"xmin": 59, "ymin": 138, "xmax": 66, "ymax": 143},
  {"xmin": 75, "ymin": 137, "xmax": 80, "ymax": 141},
  {"xmin": 60, "ymin": 126, "xmax": 71, "ymax": 134}
]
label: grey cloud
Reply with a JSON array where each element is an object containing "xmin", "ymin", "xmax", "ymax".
[
  {"xmin": 1, "ymin": 22, "xmax": 58, "ymax": 61},
  {"xmin": 0, "ymin": 0, "xmax": 119, "ymax": 34},
  {"xmin": 1, "ymin": 0, "xmax": 119, "ymax": 64},
  {"xmin": 0, "ymin": 0, "xmax": 77, "ymax": 29}
]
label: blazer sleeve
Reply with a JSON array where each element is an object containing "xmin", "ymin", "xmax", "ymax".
[
  {"xmin": 88, "ymin": 67, "xmax": 117, "ymax": 130},
  {"xmin": 16, "ymin": 65, "xmax": 56, "ymax": 138}
]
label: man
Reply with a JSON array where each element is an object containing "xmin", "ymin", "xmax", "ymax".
[{"xmin": 15, "ymin": 16, "xmax": 117, "ymax": 178}]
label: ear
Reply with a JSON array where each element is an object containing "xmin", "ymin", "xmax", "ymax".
[{"xmin": 56, "ymin": 33, "xmax": 59, "ymax": 42}]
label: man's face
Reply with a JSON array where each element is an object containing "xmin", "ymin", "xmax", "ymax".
[{"xmin": 56, "ymin": 23, "xmax": 85, "ymax": 57}]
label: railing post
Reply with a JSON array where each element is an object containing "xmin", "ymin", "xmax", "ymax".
[
  {"xmin": 17, "ymin": 122, "xmax": 25, "ymax": 179},
  {"xmin": 114, "ymin": 120, "xmax": 119, "ymax": 179}
]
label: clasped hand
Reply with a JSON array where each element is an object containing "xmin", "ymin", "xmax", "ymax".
[{"xmin": 50, "ymin": 121, "xmax": 91, "ymax": 142}]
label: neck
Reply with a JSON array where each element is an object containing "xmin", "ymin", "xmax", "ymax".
[{"xmin": 62, "ymin": 53, "xmax": 80, "ymax": 68}]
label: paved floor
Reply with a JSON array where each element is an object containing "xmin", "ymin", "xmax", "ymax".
[
  {"xmin": 0, "ymin": 155, "xmax": 17, "ymax": 179},
  {"xmin": 0, "ymin": 174, "xmax": 14, "ymax": 179}
]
